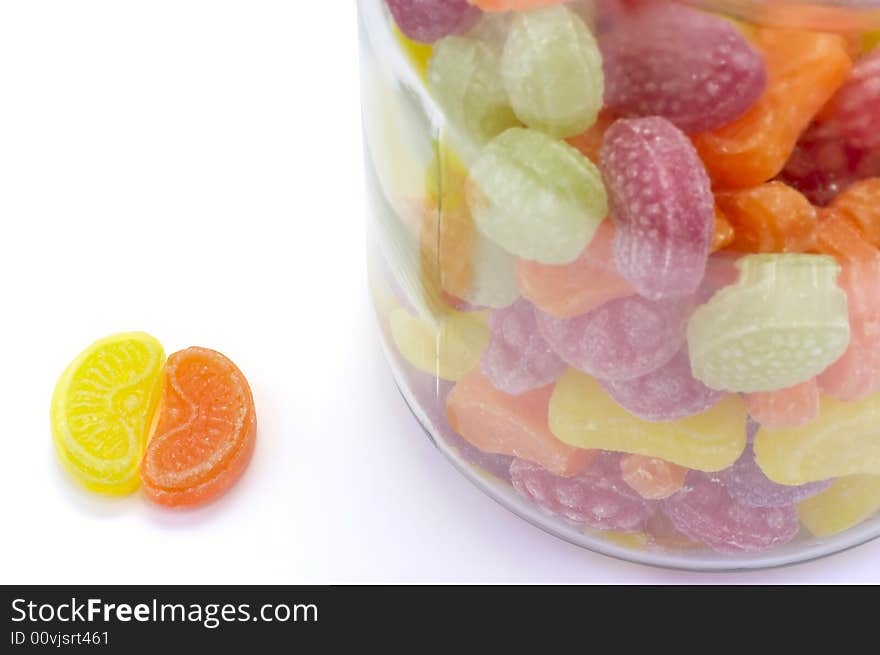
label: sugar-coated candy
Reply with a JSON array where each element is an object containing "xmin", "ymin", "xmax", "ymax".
[
  {"xmin": 662, "ymin": 472, "xmax": 800, "ymax": 553},
  {"xmin": 600, "ymin": 4, "xmax": 766, "ymax": 133},
  {"xmin": 687, "ymin": 254, "xmax": 850, "ymax": 392},
  {"xmin": 468, "ymin": 0, "xmax": 567, "ymax": 12},
  {"xmin": 467, "ymin": 127, "xmax": 608, "ymax": 264},
  {"xmin": 464, "ymin": 234, "xmax": 521, "ymax": 308},
  {"xmin": 829, "ymin": 178, "xmax": 880, "ymax": 247},
  {"xmin": 549, "ymin": 369, "xmax": 748, "ymax": 472},
  {"xmin": 601, "ymin": 117, "xmax": 714, "ymax": 300},
  {"xmin": 753, "ymin": 391, "xmax": 880, "ymax": 484},
  {"xmin": 715, "ymin": 443, "xmax": 830, "ymax": 509},
  {"xmin": 141, "ymin": 347, "xmax": 257, "ymax": 508},
  {"xmin": 537, "ymin": 294, "xmax": 692, "ymax": 382},
  {"xmin": 620, "ymin": 455, "xmax": 687, "ymax": 500},
  {"xmin": 820, "ymin": 50, "xmax": 880, "ymax": 149},
  {"xmin": 745, "ymin": 378, "xmax": 820, "ymax": 429},
  {"xmin": 51, "ymin": 333, "xmax": 165, "ymax": 495},
  {"xmin": 510, "ymin": 452, "xmax": 657, "ymax": 532},
  {"xmin": 501, "ymin": 5, "xmax": 603, "ymax": 138},
  {"xmin": 447, "ymin": 368, "xmax": 594, "ymax": 476},
  {"xmin": 600, "ymin": 349, "xmax": 724, "ymax": 422},
  {"xmin": 797, "ymin": 475, "xmax": 880, "ymax": 537},
  {"xmin": 386, "ymin": 0, "xmax": 482, "ymax": 45},
  {"xmin": 481, "ymin": 299, "xmax": 566, "ymax": 394},
  {"xmin": 516, "ymin": 220, "xmax": 633, "ymax": 319},
  {"xmin": 712, "ymin": 206, "xmax": 736, "ymax": 252},
  {"xmin": 390, "ymin": 307, "xmax": 490, "ymax": 381},
  {"xmin": 693, "ymin": 28, "xmax": 852, "ymax": 188},
  {"xmin": 427, "ymin": 36, "xmax": 519, "ymax": 161},
  {"xmin": 715, "ymin": 182, "xmax": 817, "ymax": 253}
]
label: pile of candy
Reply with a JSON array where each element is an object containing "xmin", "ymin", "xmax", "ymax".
[
  {"xmin": 51, "ymin": 333, "xmax": 257, "ymax": 508},
  {"xmin": 372, "ymin": 0, "xmax": 880, "ymax": 556}
]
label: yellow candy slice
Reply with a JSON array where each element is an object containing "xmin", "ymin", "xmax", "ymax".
[
  {"xmin": 393, "ymin": 25, "xmax": 433, "ymax": 82},
  {"xmin": 864, "ymin": 30, "xmax": 880, "ymax": 53},
  {"xmin": 51, "ymin": 333, "xmax": 165, "ymax": 495},
  {"xmin": 549, "ymin": 369, "xmax": 747, "ymax": 471},
  {"xmin": 389, "ymin": 308, "xmax": 490, "ymax": 381},
  {"xmin": 585, "ymin": 529, "xmax": 649, "ymax": 551},
  {"xmin": 798, "ymin": 475, "xmax": 880, "ymax": 537},
  {"xmin": 754, "ymin": 391, "xmax": 880, "ymax": 485}
]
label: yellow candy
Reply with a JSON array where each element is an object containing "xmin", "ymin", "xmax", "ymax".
[
  {"xmin": 548, "ymin": 369, "xmax": 747, "ymax": 472},
  {"xmin": 51, "ymin": 333, "xmax": 165, "ymax": 495},
  {"xmin": 585, "ymin": 529, "xmax": 649, "ymax": 551},
  {"xmin": 754, "ymin": 391, "xmax": 880, "ymax": 485},
  {"xmin": 798, "ymin": 475, "xmax": 880, "ymax": 537},
  {"xmin": 389, "ymin": 308, "xmax": 489, "ymax": 381},
  {"xmin": 393, "ymin": 26, "xmax": 433, "ymax": 82},
  {"xmin": 864, "ymin": 30, "xmax": 880, "ymax": 53}
]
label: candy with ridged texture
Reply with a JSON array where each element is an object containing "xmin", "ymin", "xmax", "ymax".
[
  {"xmin": 516, "ymin": 220, "xmax": 633, "ymax": 319},
  {"xmin": 798, "ymin": 475, "xmax": 880, "ymax": 537},
  {"xmin": 715, "ymin": 442, "xmax": 831, "ymax": 508},
  {"xmin": 549, "ymin": 369, "xmax": 748, "ymax": 472},
  {"xmin": 687, "ymin": 254, "xmax": 850, "ymax": 393},
  {"xmin": 386, "ymin": 0, "xmax": 482, "ymax": 44},
  {"xmin": 600, "ymin": 4, "xmax": 766, "ymax": 133},
  {"xmin": 745, "ymin": 379, "xmax": 820, "ymax": 428},
  {"xmin": 510, "ymin": 452, "xmax": 657, "ymax": 532},
  {"xmin": 620, "ymin": 455, "xmax": 687, "ymax": 500},
  {"xmin": 447, "ymin": 368, "xmax": 594, "ymax": 476},
  {"xmin": 600, "ymin": 349, "xmax": 724, "ymax": 421},
  {"xmin": 693, "ymin": 28, "xmax": 852, "ymax": 188},
  {"xmin": 754, "ymin": 390, "xmax": 880, "ymax": 484},
  {"xmin": 536, "ymin": 294, "xmax": 692, "ymax": 382},
  {"xmin": 389, "ymin": 307, "xmax": 490, "ymax": 381},
  {"xmin": 427, "ymin": 36, "xmax": 520, "ymax": 162},
  {"xmin": 467, "ymin": 127, "xmax": 608, "ymax": 264},
  {"xmin": 662, "ymin": 472, "xmax": 800, "ymax": 553},
  {"xmin": 501, "ymin": 5, "xmax": 604, "ymax": 138},
  {"xmin": 819, "ymin": 50, "xmax": 880, "ymax": 149},
  {"xmin": 715, "ymin": 182, "xmax": 817, "ymax": 253},
  {"xmin": 829, "ymin": 178, "xmax": 880, "ymax": 247},
  {"xmin": 481, "ymin": 299, "xmax": 566, "ymax": 394},
  {"xmin": 601, "ymin": 117, "xmax": 714, "ymax": 300}
]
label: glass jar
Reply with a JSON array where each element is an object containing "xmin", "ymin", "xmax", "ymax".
[{"xmin": 358, "ymin": 0, "xmax": 880, "ymax": 570}]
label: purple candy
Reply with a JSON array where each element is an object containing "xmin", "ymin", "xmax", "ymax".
[
  {"xmin": 600, "ymin": 4, "xmax": 766, "ymax": 133},
  {"xmin": 385, "ymin": 0, "xmax": 481, "ymax": 44},
  {"xmin": 715, "ymin": 443, "xmax": 832, "ymax": 509},
  {"xmin": 510, "ymin": 452, "xmax": 657, "ymax": 532},
  {"xmin": 601, "ymin": 116, "xmax": 715, "ymax": 300},
  {"xmin": 600, "ymin": 349, "xmax": 723, "ymax": 421},
  {"xmin": 535, "ymin": 294, "xmax": 693, "ymax": 381},
  {"xmin": 663, "ymin": 472, "xmax": 800, "ymax": 554},
  {"xmin": 481, "ymin": 299, "xmax": 566, "ymax": 395}
]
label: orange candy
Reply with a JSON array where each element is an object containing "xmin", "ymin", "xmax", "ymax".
[
  {"xmin": 715, "ymin": 182, "xmax": 817, "ymax": 253},
  {"xmin": 515, "ymin": 221, "xmax": 633, "ymax": 319},
  {"xmin": 446, "ymin": 369, "xmax": 595, "ymax": 477},
  {"xmin": 745, "ymin": 379, "xmax": 820, "ymax": 428},
  {"xmin": 712, "ymin": 206, "xmax": 735, "ymax": 252},
  {"xmin": 141, "ymin": 347, "xmax": 257, "ymax": 508},
  {"xmin": 467, "ymin": 0, "xmax": 566, "ymax": 11},
  {"xmin": 693, "ymin": 28, "xmax": 852, "ymax": 188},
  {"xmin": 566, "ymin": 110, "xmax": 617, "ymax": 165},
  {"xmin": 828, "ymin": 178, "xmax": 880, "ymax": 248},
  {"xmin": 620, "ymin": 455, "xmax": 687, "ymax": 500}
]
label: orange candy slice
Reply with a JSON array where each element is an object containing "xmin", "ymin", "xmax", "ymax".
[
  {"xmin": 693, "ymin": 28, "xmax": 852, "ymax": 188},
  {"xmin": 566, "ymin": 109, "xmax": 618, "ymax": 165},
  {"xmin": 745, "ymin": 378, "xmax": 820, "ymax": 429},
  {"xmin": 712, "ymin": 205, "xmax": 735, "ymax": 252},
  {"xmin": 467, "ymin": 0, "xmax": 565, "ymax": 11},
  {"xmin": 620, "ymin": 455, "xmax": 688, "ymax": 500},
  {"xmin": 446, "ymin": 368, "xmax": 594, "ymax": 477},
  {"xmin": 515, "ymin": 220, "xmax": 634, "ymax": 319},
  {"xmin": 141, "ymin": 347, "xmax": 257, "ymax": 508},
  {"xmin": 828, "ymin": 178, "xmax": 880, "ymax": 248},
  {"xmin": 715, "ymin": 182, "xmax": 817, "ymax": 253}
]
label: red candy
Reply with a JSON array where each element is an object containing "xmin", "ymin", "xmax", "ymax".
[
  {"xmin": 601, "ymin": 117, "xmax": 714, "ymax": 300},
  {"xmin": 510, "ymin": 452, "xmax": 657, "ymax": 532},
  {"xmin": 820, "ymin": 49, "xmax": 880, "ymax": 150},
  {"xmin": 386, "ymin": 0, "xmax": 481, "ymax": 44},
  {"xmin": 600, "ymin": 4, "xmax": 766, "ymax": 133},
  {"xmin": 536, "ymin": 294, "xmax": 693, "ymax": 382}
]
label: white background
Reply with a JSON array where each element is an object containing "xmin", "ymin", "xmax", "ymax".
[{"xmin": 0, "ymin": 0, "xmax": 878, "ymax": 584}]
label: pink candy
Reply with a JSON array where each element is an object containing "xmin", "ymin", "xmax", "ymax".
[
  {"xmin": 600, "ymin": 349, "xmax": 723, "ymax": 421},
  {"xmin": 510, "ymin": 452, "xmax": 657, "ymax": 532},
  {"xmin": 481, "ymin": 299, "xmax": 566, "ymax": 395},
  {"xmin": 536, "ymin": 294, "xmax": 692, "ymax": 381},
  {"xmin": 601, "ymin": 117, "xmax": 714, "ymax": 300},
  {"xmin": 663, "ymin": 472, "xmax": 800, "ymax": 553},
  {"xmin": 600, "ymin": 4, "xmax": 766, "ymax": 133},
  {"xmin": 385, "ymin": 0, "xmax": 481, "ymax": 44},
  {"xmin": 715, "ymin": 443, "xmax": 831, "ymax": 509},
  {"xmin": 822, "ymin": 49, "xmax": 880, "ymax": 150}
]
